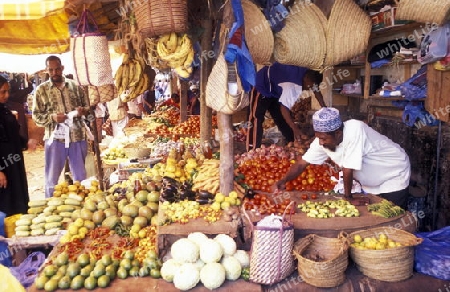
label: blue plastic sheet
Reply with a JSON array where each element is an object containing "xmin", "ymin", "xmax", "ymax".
[{"xmin": 414, "ymin": 226, "xmax": 450, "ymax": 280}]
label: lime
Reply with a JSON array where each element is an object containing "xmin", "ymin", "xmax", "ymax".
[
  {"xmin": 97, "ymin": 275, "xmax": 111, "ymax": 288},
  {"xmin": 112, "ymin": 259, "xmax": 120, "ymax": 269},
  {"xmin": 58, "ymin": 276, "xmax": 71, "ymax": 289},
  {"xmin": 117, "ymin": 267, "xmax": 128, "ymax": 279},
  {"xmin": 80, "ymin": 265, "xmax": 93, "ymax": 277},
  {"xmin": 123, "ymin": 250, "xmax": 135, "ymax": 260},
  {"xmin": 50, "ymin": 273, "xmax": 63, "ymax": 283},
  {"xmin": 57, "ymin": 265, "xmax": 67, "ymax": 276},
  {"xmin": 77, "ymin": 253, "xmax": 90, "ymax": 267},
  {"xmin": 55, "ymin": 252, "xmax": 69, "ymax": 266},
  {"xmin": 101, "ymin": 254, "xmax": 112, "ymax": 266},
  {"xmin": 105, "ymin": 265, "xmax": 116, "ymax": 279},
  {"xmin": 92, "ymin": 265, "xmax": 105, "ymax": 278},
  {"xmin": 44, "ymin": 279, "xmax": 59, "ymax": 292},
  {"xmin": 84, "ymin": 276, "xmax": 97, "ymax": 290},
  {"xmin": 131, "ymin": 259, "xmax": 140, "ymax": 267},
  {"xmin": 129, "ymin": 266, "xmax": 140, "ymax": 277},
  {"xmin": 139, "ymin": 266, "xmax": 149, "ymax": 277},
  {"xmin": 120, "ymin": 258, "xmax": 131, "ymax": 270},
  {"xmin": 66, "ymin": 263, "xmax": 81, "ymax": 279},
  {"xmin": 146, "ymin": 250, "xmax": 158, "ymax": 259},
  {"xmin": 44, "ymin": 265, "xmax": 58, "ymax": 277},
  {"xmin": 143, "ymin": 258, "xmax": 158, "ymax": 269},
  {"xmin": 70, "ymin": 275, "xmax": 85, "ymax": 290},
  {"xmin": 150, "ymin": 268, "xmax": 161, "ymax": 279},
  {"xmin": 35, "ymin": 275, "xmax": 49, "ymax": 289}
]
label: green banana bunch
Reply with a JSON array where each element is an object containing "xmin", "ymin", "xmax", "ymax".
[{"xmin": 368, "ymin": 199, "xmax": 405, "ymax": 218}]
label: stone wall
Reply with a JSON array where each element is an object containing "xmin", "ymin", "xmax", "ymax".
[{"xmin": 369, "ymin": 116, "xmax": 450, "ymax": 231}]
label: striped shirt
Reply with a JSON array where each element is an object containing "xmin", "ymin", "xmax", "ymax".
[{"xmin": 32, "ymin": 78, "xmax": 90, "ymax": 142}]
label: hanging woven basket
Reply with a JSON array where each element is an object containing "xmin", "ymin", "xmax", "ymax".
[
  {"xmin": 324, "ymin": 0, "xmax": 372, "ymax": 67},
  {"xmin": 273, "ymin": 0, "xmax": 327, "ymax": 71},
  {"xmin": 134, "ymin": 0, "xmax": 188, "ymax": 38},
  {"xmin": 242, "ymin": 0, "xmax": 274, "ymax": 65},
  {"xmin": 395, "ymin": 0, "xmax": 450, "ymax": 26}
]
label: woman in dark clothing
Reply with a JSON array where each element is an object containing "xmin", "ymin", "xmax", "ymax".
[
  {"xmin": 0, "ymin": 75, "xmax": 34, "ymax": 216},
  {"xmin": 7, "ymin": 74, "xmax": 33, "ymax": 143}
]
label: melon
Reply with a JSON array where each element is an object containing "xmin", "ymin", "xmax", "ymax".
[
  {"xmin": 123, "ymin": 205, "xmax": 139, "ymax": 217},
  {"xmin": 139, "ymin": 206, "xmax": 153, "ymax": 221}
]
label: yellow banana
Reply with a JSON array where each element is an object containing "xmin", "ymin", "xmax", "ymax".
[
  {"xmin": 114, "ymin": 64, "xmax": 123, "ymax": 89},
  {"xmin": 128, "ymin": 59, "xmax": 142, "ymax": 88},
  {"xmin": 167, "ymin": 32, "xmax": 178, "ymax": 54}
]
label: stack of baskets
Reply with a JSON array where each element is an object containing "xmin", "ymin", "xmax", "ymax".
[
  {"xmin": 349, "ymin": 227, "xmax": 423, "ymax": 282},
  {"xmin": 293, "ymin": 232, "xmax": 349, "ymax": 288}
]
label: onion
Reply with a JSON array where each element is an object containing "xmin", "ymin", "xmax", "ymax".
[
  {"xmin": 269, "ymin": 149, "xmax": 276, "ymax": 156},
  {"xmin": 270, "ymin": 144, "xmax": 276, "ymax": 149},
  {"xmin": 255, "ymin": 148, "xmax": 261, "ymax": 154},
  {"xmin": 275, "ymin": 146, "xmax": 283, "ymax": 153}
]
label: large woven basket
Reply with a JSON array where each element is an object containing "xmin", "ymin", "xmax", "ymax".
[
  {"xmin": 395, "ymin": 0, "xmax": 450, "ymax": 26},
  {"xmin": 123, "ymin": 144, "xmax": 151, "ymax": 159},
  {"xmin": 242, "ymin": 0, "xmax": 274, "ymax": 65},
  {"xmin": 349, "ymin": 227, "xmax": 423, "ymax": 282},
  {"xmin": 293, "ymin": 232, "xmax": 349, "ymax": 288},
  {"xmin": 324, "ymin": 0, "xmax": 372, "ymax": 67},
  {"xmin": 247, "ymin": 202, "xmax": 295, "ymax": 285},
  {"xmin": 134, "ymin": 0, "xmax": 188, "ymax": 38},
  {"xmin": 274, "ymin": 0, "xmax": 327, "ymax": 70}
]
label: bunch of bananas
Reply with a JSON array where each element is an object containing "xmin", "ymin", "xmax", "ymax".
[
  {"xmin": 368, "ymin": 199, "xmax": 405, "ymax": 218},
  {"xmin": 156, "ymin": 32, "xmax": 195, "ymax": 79},
  {"xmin": 114, "ymin": 54, "xmax": 150, "ymax": 102}
]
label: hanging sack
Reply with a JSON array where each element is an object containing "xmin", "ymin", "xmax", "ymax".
[
  {"xmin": 205, "ymin": 53, "xmax": 249, "ymax": 115},
  {"xmin": 88, "ymin": 84, "xmax": 117, "ymax": 106},
  {"xmin": 70, "ymin": 9, "xmax": 114, "ymax": 86},
  {"xmin": 244, "ymin": 202, "xmax": 295, "ymax": 285}
]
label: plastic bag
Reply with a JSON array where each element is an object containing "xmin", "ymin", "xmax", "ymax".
[
  {"xmin": 414, "ymin": 226, "xmax": 450, "ymax": 280},
  {"xmin": 0, "ymin": 264, "xmax": 25, "ymax": 292},
  {"xmin": 9, "ymin": 252, "xmax": 46, "ymax": 288},
  {"xmin": 419, "ymin": 23, "xmax": 450, "ymax": 65},
  {"xmin": 402, "ymin": 102, "xmax": 438, "ymax": 127}
]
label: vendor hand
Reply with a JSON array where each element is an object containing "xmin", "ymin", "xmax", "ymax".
[
  {"xmin": 343, "ymin": 193, "xmax": 353, "ymax": 200},
  {"xmin": 53, "ymin": 113, "xmax": 67, "ymax": 123},
  {"xmin": 0, "ymin": 171, "xmax": 7, "ymax": 188},
  {"xmin": 293, "ymin": 128, "xmax": 303, "ymax": 141},
  {"xmin": 272, "ymin": 179, "xmax": 286, "ymax": 193},
  {"xmin": 27, "ymin": 139, "xmax": 37, "ymax": 152}
]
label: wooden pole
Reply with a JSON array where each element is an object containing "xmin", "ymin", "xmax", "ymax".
[
  {"xmin": 180, "ymin": 81, "xmax": 188, "ymax": 123},
  {"xmin": 218, "ymin": 0, "xmax": 235, "ymax": 196},
  {"xmin": 199, "ymin": 19, "xmax": 213, "ymax": 143},
  {"xmin": 88, "ymin": 105, "xmax": 105, "ymax": 191}
]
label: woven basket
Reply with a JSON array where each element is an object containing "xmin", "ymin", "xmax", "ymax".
[
  {"xmin": 273, "ymin": 0, "xmax": 327, "ymax": 71},
  {"xmin": 395, "ymin": 0, "xmax": 450, "ymax": 26},
  {"xmin": 205, "ymin": 53, "xmax": 249, "ymax": 115},
  {"xmin": 247, "ymin": 202, "xmax": 295, "ymax": 285},
  {"xmin": 242, "ymin": 0, "xmax": 274, "ymax": 65},
  {"xmin": 349, "ymin": 227, "xmax": 423, "ymax": 282},
  {"xmin": 324, "ymin": 0, "xmax": 372, "ymax": 67},
  {"xmin": 293, "ymin": 232, "xmax": 349, "ymax": 288},
  {"xmin": 134, "ymin": 0, "xmax": 188, "ymax": 38},
  {"xmin": 122, "ymin": 145, "xmax": 151, "ymax": 159}
]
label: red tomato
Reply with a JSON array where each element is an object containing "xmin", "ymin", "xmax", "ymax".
[
  {"xmin": 311, "ymin": 194, "xmax": 317, "ymax": 200},
  {"xmin": 301, "ymin": 194, "xmax": 308, "ymax": 200}
]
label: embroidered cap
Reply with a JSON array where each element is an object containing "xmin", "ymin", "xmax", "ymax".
[{"xmin": 312, "ymin": 107, "xmax": 342, "ymax": 132}]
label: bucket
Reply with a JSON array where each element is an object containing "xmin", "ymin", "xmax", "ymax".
[{"xmin": 5, "ymin": 214, "xmax": 22, "ymax": 238}]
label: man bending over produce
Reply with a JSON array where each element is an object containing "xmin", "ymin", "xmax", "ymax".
[{"xmin": 274, "ymin": 107, "xmax": 411, "ymax": 209}]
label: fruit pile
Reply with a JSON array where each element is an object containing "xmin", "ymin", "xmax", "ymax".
[
  {"xmin": 297, "ymin": 199, "xmax": 360, "ymax": 218},
  {"xmin": 237, "ymin": 155, "xmax": 336, "ymax": 193},
  {"xmin": 242, "ymin": 193, "xmax": 295, "ymax": 216},
  {"xmin": 367, "ymin": 199, "xmax": 405, "ymax": 218},
  {"xmin": 351, "ymin": 233, "xmax": 404, "ymax": 250},
  {"xmin": 171, "ymin": 115, "xmax": 217, "ymax": 137}
]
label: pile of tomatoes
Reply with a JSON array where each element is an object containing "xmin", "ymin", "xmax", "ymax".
[
  {"xmin": 242, "ymin": 194, "xmax": 296, "ymax": 215},
  {"xmin": 236, "ymin": 156, "xmax": 337, "ymax": 193}
]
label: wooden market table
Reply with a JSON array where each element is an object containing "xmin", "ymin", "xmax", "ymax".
[{"xmin": 246, "ymin": 193, "xmax": 418, "ymax": 240}]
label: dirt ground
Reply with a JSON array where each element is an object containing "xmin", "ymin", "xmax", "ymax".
[
  {"xmin": 23, "ymin": 146, "xmax": 46, "ymax": 202},
  {"xmin": 23, "ymin": 145, "xmax": 97, "ymax": 202}
]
